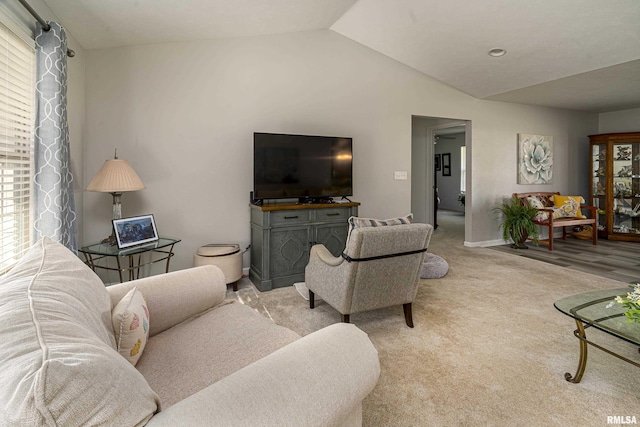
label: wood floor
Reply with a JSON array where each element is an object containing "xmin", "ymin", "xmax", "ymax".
[{"xmin": 490, "ymin": 235, "xmax": 640, "ymax": 284}]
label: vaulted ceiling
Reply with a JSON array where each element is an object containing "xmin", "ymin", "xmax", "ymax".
[{"xmin": 42, "ymin": 0, "xmax": 640, "ymax": 113}]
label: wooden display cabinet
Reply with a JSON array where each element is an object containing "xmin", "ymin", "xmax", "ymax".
[{"xmin": 589, "ymin": 132, "xmax": 640, "ymax": 241}]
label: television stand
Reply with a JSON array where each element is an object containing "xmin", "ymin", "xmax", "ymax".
[{"xmin": 249, "ymin": 201, "xmax": 360, "ymax": 291}]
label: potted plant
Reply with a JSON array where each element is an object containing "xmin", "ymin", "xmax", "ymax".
[
  {"xmin": 495, "ymin": 196, "xmax": 539, "ymax": 249},
  {"xmin": 457, "ymin": 192, "xmax": 465, "ymax": 206},
  {"xmin": 607, "ymin": 283, "xmax": 640, "ymax": 324}
]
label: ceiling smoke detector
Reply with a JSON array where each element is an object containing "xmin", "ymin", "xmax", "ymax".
[{"xmin": 488, "ymin": 48, "xmax": 507, "ymax": 57}]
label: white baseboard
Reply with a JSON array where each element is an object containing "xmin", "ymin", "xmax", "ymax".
[
  {"xmin": 464, "ymin": 239, "xmax": 508, "ymax": 248},
  {"xmin": 242, "ymin": 267, "xmax": 250, "ymax": 277},
  {"xmin": 466, "ymin": 232, "xmax": 561, "ymax": 248}
]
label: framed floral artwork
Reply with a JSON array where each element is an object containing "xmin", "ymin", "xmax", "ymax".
[{"xmin": 518, "ymin": 134, "xmax": 553, "ymax": 184}]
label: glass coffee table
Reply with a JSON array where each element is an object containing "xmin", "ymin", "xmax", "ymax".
[{"xmin": 554, "ymin": 287, "xmax": 640, "ymax": 383}]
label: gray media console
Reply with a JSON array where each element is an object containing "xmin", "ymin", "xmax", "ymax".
[{"xmin": 249, "ymin": 201, "xmax": 359, "ymax": 291}]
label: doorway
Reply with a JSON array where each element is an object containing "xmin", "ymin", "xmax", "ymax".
[
  {"xmin": 434, "ymin": 126, "xmax": 465, "ymax": 229},
  {"xmin": 410, "ymin": 117, "xmax": 471, "ymax": 242}
]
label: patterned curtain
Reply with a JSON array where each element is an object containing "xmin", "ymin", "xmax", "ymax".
[{"xmin": 33, "ymin": 22, "xmax": 77, "ymax": 252}]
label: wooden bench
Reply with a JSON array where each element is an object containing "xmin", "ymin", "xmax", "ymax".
[{"xmin": 513, "ymin": 192, "xmax": 597, "ymax": 251}]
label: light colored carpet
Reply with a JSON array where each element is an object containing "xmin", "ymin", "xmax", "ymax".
[{"xmin": 229, "ymin": 210, "xmax": 640, "ymax": 426}]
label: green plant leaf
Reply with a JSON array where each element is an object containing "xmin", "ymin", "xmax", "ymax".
[{"xmin": 494, "ymin": 196, "xmax": 540, "ymax": 245}]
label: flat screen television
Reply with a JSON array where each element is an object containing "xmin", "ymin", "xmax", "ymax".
[{"xmin": 253, "ymin": 132, "xmax": 353, "ymax": 203}]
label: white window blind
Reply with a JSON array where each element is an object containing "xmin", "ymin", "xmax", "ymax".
[{"xmin": 0, "ymin": 23, "xmax": 34, "ymax": 274}]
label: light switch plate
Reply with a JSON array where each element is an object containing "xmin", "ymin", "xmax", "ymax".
[{"xmin": 394, "ymin": 171, "xmax": 408, "ymax": 180}]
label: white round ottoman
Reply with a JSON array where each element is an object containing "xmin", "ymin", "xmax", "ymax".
[{"xmin": 193, "ymin": 244, "xmax": 242, "ymax": 291}]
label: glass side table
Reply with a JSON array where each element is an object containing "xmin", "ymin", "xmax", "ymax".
[
  {"xmin": 554, "ymin": 287, "xmax": 640, "ymax": 383},
  {"xmin": 79, "ymin": 237, "xmax": 181, "ymax": 283}
]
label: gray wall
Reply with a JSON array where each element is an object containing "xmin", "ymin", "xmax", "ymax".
[
  {"xmin": 83, "ymin": 30, "xmax": 598, "ymax": 271},
  {"xmin": 599, "ymin": 108, "xmax": 640, "ymax": 133}
]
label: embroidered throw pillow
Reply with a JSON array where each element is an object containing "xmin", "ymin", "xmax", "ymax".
[
  {"xmin": 552, "ymin": 195, "xmax": 585, "ymax": 219},
  {"xmin": 112, "ymin": 287, "xmax": 150, "ymax": 366},
  {"xmin": 526, "ymin": 197, "xmax": 549, "ymax": 221}
]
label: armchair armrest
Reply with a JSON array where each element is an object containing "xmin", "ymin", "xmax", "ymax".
[
  {"xmin": 145, "ymin": 323, "xmax": 381, "ymax": 427},
  {"xmin": 310, "ymin": 243, "xmax": 345, "ymax": 267},
  {"xmin": 106, "ymin": 265, "xmax": 226, "ymax": 337},
  {"xmin": 306, "ymin": 245, "xmax": 354, "ymax": 313}
]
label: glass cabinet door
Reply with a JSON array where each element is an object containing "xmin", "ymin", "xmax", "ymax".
[
  {"xmin": 592, "ymin": 143, "xmax": 607, "ymax": 234},
  {"xmin": 612, "ymin": 142, "xmax": 640, "ymax": 235}
]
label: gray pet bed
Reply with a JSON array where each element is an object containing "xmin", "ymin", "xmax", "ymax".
[{"xmin": 421, "ymin": 253, "xmax": 449, "ymax": 279}]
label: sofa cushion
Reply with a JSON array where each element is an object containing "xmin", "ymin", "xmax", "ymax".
[
  {"xmin": 136, "ymin": 300, "xmax": 300, "ymax": 408},
  {"xmin": 0, "ymin": 238, "xmax": 160, "ymax": 426},
  {"xmin": 552, "ymin": 195, "xmax": 585, "ymax": 218},
  {"xmin": 526, "ymin": 196, "xmax": 550, "ymax": 221},
  {"xmin": 112, "ymin": 287, "xmax": 150, "ymax": 366}
]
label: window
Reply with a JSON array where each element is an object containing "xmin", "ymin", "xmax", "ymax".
[
  {"xmin": 0, "ymin": 23, "xmax": 34, "ymax": 274},
  {"xmin": 460, "ymin": 145, "xmax": 466, "ymax": 192}
]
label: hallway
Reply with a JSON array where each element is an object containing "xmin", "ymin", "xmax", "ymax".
[{"xmin": 432, "ymin": 209, "xmax": 465, "ymax": 243}]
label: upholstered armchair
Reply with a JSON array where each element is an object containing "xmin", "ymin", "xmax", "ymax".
[{"xmin": 305, "ymin": 223, "xmax": 433, "ymax": 327}]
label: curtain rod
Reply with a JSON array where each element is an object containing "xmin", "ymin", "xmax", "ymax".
[{"xmin": 16, "ymin": 0, "xmax": 75, "ymax": 57}]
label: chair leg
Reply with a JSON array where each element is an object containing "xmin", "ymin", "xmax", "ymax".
[
  {"xmin": 231, "ymin": 281, "xmax": 238, "ymax": 292},
  {"xmin": 403, "ymin": 303, "xmax": 414, "ymax": 328},
  {"xmin": 342, "ymin": 314, "xmax": 350, "ymax": 323},
  {"xmin": 309, "ymin": 290, "xmax": 315, "ymax": 309},
  {"xmin": 548, "ymin": 224, "xmax": 553, "ymax": 251}
]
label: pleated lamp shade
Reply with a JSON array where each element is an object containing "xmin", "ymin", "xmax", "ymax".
[{"xmin": 86, "ymin": 159, "xmax": 145, "ymax": 193}]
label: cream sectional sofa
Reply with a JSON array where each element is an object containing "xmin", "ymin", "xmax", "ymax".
[{"xmin": 0, "ymin": 238, "xmax": 380, "ymax": 426}]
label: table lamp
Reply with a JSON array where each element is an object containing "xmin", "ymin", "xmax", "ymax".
[{"xmin": 86, "ymin": 150, "xmax": 145, "ymax": 244}]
